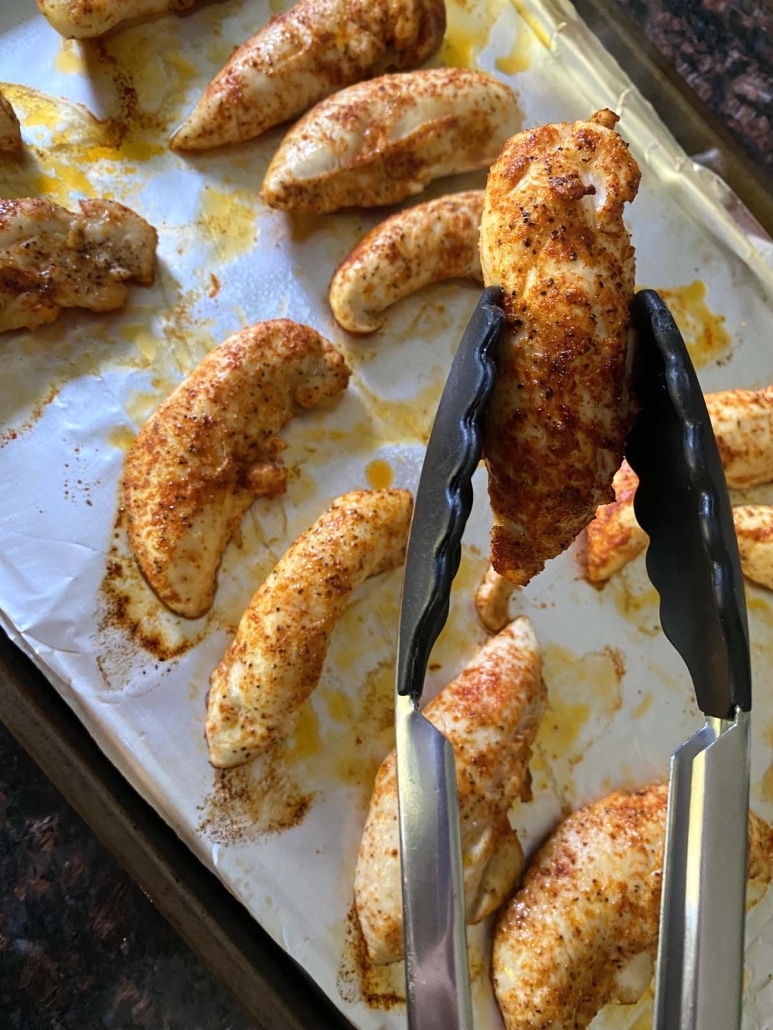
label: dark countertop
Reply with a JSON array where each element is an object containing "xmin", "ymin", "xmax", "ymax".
[{"xmin": 2, "ymin": 2, "xmax": 770, "ymax": 1028}]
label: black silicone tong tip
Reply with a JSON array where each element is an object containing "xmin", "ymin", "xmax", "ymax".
[
  {"xmin": 625, "ymin": 289, "xmax": 751, "ymax": 718},
  {"xmin": 396, "ymin": 285, "xmax": 504, "ymax": 703}
]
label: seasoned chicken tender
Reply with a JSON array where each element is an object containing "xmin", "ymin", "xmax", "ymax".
[
  {"xmin": 733, "ymin": 505, "xmax": 773, "ymax": 590},
  {"xmin": 124, "ymin": 321, "xmax": 350, "ymax": 619},
  {"xmin": 585, "ymin": 460, "xmax": 646, "ymax": 583},
  {"xmin": 206, "ymin": 489, "xmax": 412, "ymax": 767},
  {"xmin": 586, "ymin": 382, "xmax": 773, "ymax": 584},
  {"xmin": 480, "ymin": 109, "xmax": 640, "ymax": 585},
  {"xmin": 0, "ymin": 90, "xmax": 21, "ymax": 152},
  {"xmin": 261, "ymin": 69, "xmax": 518, "ymax": 214},
  {"xmin": 37, "ymin": 0, "xmax": 199, "ymax": 38},
  {"xmin": 475, "ymin": 563, "xmax": 518, "ymax": 632},
  {"xmin": 329, "ymin": 191, "xmax": 484, "ymax": 333},
  {"xmin": 705, "ymin": 386, "xmax": 773, "ymax": 488},
  {"xmin": 493, "ymin": 785, "xmax": 773, "ymax": 1030},
  {"xmin": 0, "ymin": 198, "xmax": 157, "ymax": 333},
  {"xmin": 171, "ymin": 0, "xmax": 445, "ymax": 151},
  {"xmin": 355, "ymin": 617, "xmax": 546, "ymax": 965}
]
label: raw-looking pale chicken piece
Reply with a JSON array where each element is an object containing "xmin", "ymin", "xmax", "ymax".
[
  {"xmin": 123, "ymin": 321, "xmax": 350, "ymax": 619},
  {"xmin": 36, "ymin": 0, "xmax": 199, "ymax": 38},
  {"xmin": 475, "ymin": 563, "xmax": 518, "ymax": 633},
  {"xmin": 479, "ymin": 109, "xmax": 641, "ymax": 585},
  {"xmin": 493, "ymin": 785, "xmax": 773, "ymax": 1030},
  {"xmin": 206, "ymin": 489, "xmax": 412, "ymax": 768},
  {"xmin": 171, "ymin": 0, "xmax": 445, "ymax": 151},
  {"xmin": 354, "ymin": 617, "xmax": 546, "ymax": 965},
  {"xmin": 329, "ymin": 190, "xmax": 484, "ymax": 332},
  {"xmin": 261, "ymin": 69, "xmax": 518, "ymax": 214},
  {"xmin": 0, "ymin": 198, "xmax": 157, "ymax": 333},
  {"xmin": 0, "ymin": 90, "xmax": 21, "ymax": 152}
]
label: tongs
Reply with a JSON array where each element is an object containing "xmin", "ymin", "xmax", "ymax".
[
  {"xmin": 626, "ymin": 289, "xmax": 752, "ymax": 1030},
  {"xmin": 394, "ymin": 285, "xmax": 752, "ymax": 1030},
  {"xmin": 394, "ymin": 285, "xmax": 504, "ymax": 1030}
]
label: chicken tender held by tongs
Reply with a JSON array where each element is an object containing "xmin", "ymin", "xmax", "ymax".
[
  {"xmin": 480, "ymin": 109, "xmax": 641, "ymax": 586},
  {"xmin": 172, "ymin": 0, "xmax": 445, "ymax": 150}
]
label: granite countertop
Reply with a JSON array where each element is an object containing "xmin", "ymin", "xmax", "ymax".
[{"xmin": 2, "ymin": 2, "xmax": 770, "ymax": 1028}]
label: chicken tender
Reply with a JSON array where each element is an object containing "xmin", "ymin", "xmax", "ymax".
[
  {"xmin": 0, "ymin": 90, "xmax": 21, "ymax": 152},
  {"xmin": 493, "ymin": 785, "xmax": 773, "ymax": 1030},
  {"xmin": 733, "ymin": 505, "xmax": 773, "ymax": 590},
  {"xmin": 36, "ymin": 0, "xmax": 199, "ymax": 38},
  {"xmin": 329, "ymin": 190, "xmax": 484, "ymax": 333},
  {"xmin": 171, "ymin": 0, "xmax": 445, "ymax": 151},
  {"xmin": 123, "ymin": 321, "xmax": 350, "ymax": 619},
  {"xmin": 206, "ymin": 489, "xmax": 412, "ymax": 767},
  {"xmin": 0, "ymin": 198, "xmax": 157, "ymax": 333},
  {"xmin": 475, "ymin": 563, "xmax": 517, "ymax": 633},
  {"xmin": 480, "ymin": 109, "xmax": 640, "ymax": 585},
  {"xmin": 354, "ymin": 617, "xmax": 546, "ymax": 965},
  {"xmin": 705, "ymin": 386, "xmax": 773, "ymax": 488},
  {"xmin": 261, "ymin": 69, "xmax": 518, "ymax": 214},
  {"xmin": 586, "ymin": 383, "xmax": 773, "ymax": 585},
  {"xmin": 585, "ymin": 460, "xmax": 647, "ymax": 583}
]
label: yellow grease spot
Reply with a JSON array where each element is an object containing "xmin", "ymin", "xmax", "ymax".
[
  {"xmin": 536, "ymin": 643, "xmax": 624, "ymax": 764},
  {"xmin": 511, "ymin": 0, "xmax": 552, "ymax": 49},
  {"xmin": 326, "ymin": 689, "xmax": 354, "ymax": 723},
  {"xmin": 55, "ymin": 39, "xmax": 85, "ymax": 75},
  {"xmin": 287, "ymin": 702, "xmax": 322, "ymax": 761},
  {"xmin": 631, "ymin": 692, "xmax": 654, "ymax": 719},
  {"xmin": 495, "ymin": 28, "xmax": 532, "ymax": 74},
  {"xmin": 656, "ymin": 280, "xmax": 732, "ymax": 369},
  {"xmin": 441, "ymin": 0, "xmax": 506, "ymax": 68},
  {"xmin": 108, "ymin": 425, "xmax": 136, "ymax": 452},
  {"xmin": 198, "ymin": 184, "xmax": 258, "ymax": 264},
  {"xmin": 366, "ymin": 459, "xmax": 394, "ymax": 490}
]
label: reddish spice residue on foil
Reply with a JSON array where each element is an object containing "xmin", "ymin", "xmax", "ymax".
[{"xmin": 337, "ymin": 902, "xmax": 406, "ymax": 1011}]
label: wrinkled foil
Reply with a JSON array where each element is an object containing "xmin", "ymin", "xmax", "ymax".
[{"xmin": 1, "ymin": 1, "xmax": 772, "ymax": 1026}]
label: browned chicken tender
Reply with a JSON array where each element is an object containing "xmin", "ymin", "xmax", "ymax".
[
  {"xmin": 123, "ymin": 320, "xmax": 350, "ymax": 619},
  {"xmin": 261, "ymin": 69, "xmax": 518, "ymax": 214},
  {"xmin": 206, "ymin": 489, "xmax": 412, "ymax": 767},
  {"xmin": 172, "ymin": 0, "xmax": 445, "ymax": 150},
  {"xmin": 493, "ymin": 785, "xmax": 773, "ymax": 1030},
  {"xmin": 585, "ymin": 460, "xmax": 646, "ymax": 583},
  {"xmin": 480, "ymin": 109, "xmax": 641, "ymax": 585},
  {"xmin": 586, "ymin": 384, "xmax": 773, "ymax": 584},
  {"xmin": 0, "ymin": 90, "xmax": 21, "ymax": 152},
  {"xmin": 705, "ymin": 386, "xmax": 773, "ymax": 488},
  {"xmin": 0, "ymin": 198, "xmax": 157, "ymax": 333},
  {"xmin": 329, "ymin": 190, "xmax": 484, "ymax": 333},
  {"xmin": 355, "ymin": 617, "xmax": 546, "ymax": 964},
  {"xmin": 475, "ymin": 563, "xmax": 518, "ymax": 632},
  {"xmin": 37, "ymin": 0, "xmax": 199, "ymax": 38},
  {"xmin": 733, "ymin": 505, "xmax": 773, "ymax": 590}
]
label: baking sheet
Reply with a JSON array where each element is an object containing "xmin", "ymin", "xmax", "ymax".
[{"xmin": 1, "ymin": 1, "xmax": 773, "ymax": 1027}]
